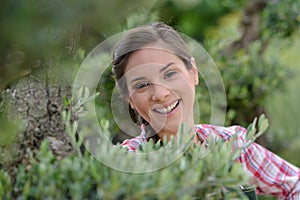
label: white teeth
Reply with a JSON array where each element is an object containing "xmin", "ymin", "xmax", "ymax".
[{"xmin": 155, "ymin": 100, "xmax": 178, "ymax": 114}]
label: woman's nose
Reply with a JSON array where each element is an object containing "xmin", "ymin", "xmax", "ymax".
[{"xmin": 151, "ymin": 83, "xmax": 171, "ymax": 101}]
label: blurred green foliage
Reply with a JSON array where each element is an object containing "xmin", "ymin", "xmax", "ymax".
[
  {"xmin": 262, "ymin": 0, "xmax": 300, "ymax": 38},
  {"xmin": 204, "ymin": 33, "xmax": 289, "ymax": 127},
  {"xmin": 154, "ymin": 0, "xmax": 247, "ymax": 40},
  {"xmin": 264, "ymin": 33, "xmax": 300, "ymax": 166},
  {"xmin": 260, "ymin": 0, "xmax": 300, "ymax": 166}
]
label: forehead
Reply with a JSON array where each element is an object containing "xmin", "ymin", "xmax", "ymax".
[{"xmin": 125, "ymin": 47, "xmax": 183, "ymax": 73}]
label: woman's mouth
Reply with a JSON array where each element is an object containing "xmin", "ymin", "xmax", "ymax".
[{"xmin": 153, "ymin": 100, "xmax": 180, "ymax": 114}]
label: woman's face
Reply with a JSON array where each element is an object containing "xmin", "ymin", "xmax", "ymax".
[{"xmin": 124, "ymin": 45, "xmax": 198, "ymax": 140}]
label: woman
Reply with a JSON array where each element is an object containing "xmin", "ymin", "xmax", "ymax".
[{"xmin": 112, "ymin": 22, "xmax": 300, "ymax": 199}]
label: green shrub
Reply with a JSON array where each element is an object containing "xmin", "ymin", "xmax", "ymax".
[
  {"xmin": 0, "ymin": 116, "xmax": 270, "ymax": 199},
  {"xmin": 4, "ymin": 140, "xmax": 247, "ymax": 199}
]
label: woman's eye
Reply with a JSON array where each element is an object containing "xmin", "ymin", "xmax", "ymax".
[
  {"xmin": 164, "ymin": 71, "xmax": 177, "ymax": 79},
  {"xmin": 134, "ymin": 82, "xmax": 150, "ymax": 90}
]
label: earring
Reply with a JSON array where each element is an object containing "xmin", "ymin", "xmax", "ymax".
[
  {"xmin": 151, "ymin": 94, "xmax": 157, "ymax": 101},
  {"xmin": 130, "ymin": 103, "xmax": 135, "ymax": 109}
]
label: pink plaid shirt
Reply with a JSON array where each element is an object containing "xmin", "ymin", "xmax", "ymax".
[{"xmin": 121, "ymin": 124, "xmax": 300, "ymax": 199}]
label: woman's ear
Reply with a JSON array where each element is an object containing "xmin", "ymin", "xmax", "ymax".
[
  {"xmin": 129, "ymin": 99, "xmax": 135, "ymax": 109},
  {"xmin": 190, "ymin": 57, "xmax": 199, "ymax": 85}
]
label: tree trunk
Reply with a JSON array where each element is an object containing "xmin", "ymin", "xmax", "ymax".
[{"xmin": 0, "ymin": 26, "xmax": 81, "ymax": 180}]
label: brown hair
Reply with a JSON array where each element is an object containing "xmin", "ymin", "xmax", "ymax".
[{"xmin": 112, "ymin": 22, "xmax": 193, "ymax": 141}]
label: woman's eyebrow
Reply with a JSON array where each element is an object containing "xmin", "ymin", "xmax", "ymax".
[
  {"xmin": 159, "ymin": 62, "xmax": 175, "ymax": 73},
  {"xmin": 130, "ymin": 77, "xmax": 146, "ymax": 83}
]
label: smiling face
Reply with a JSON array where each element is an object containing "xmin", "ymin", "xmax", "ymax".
[{"xmin": 124, "ymin": 45, "xmax": 198, "ymax": 140}]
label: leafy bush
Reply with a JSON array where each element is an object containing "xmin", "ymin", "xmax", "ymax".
[
  {"xmin": 0, "ymin": 115, "xmax": 270, "ymax": 199},
  {"xmin": 1, "ymin": 141, "xmax": 247, "ymax": 199}
]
